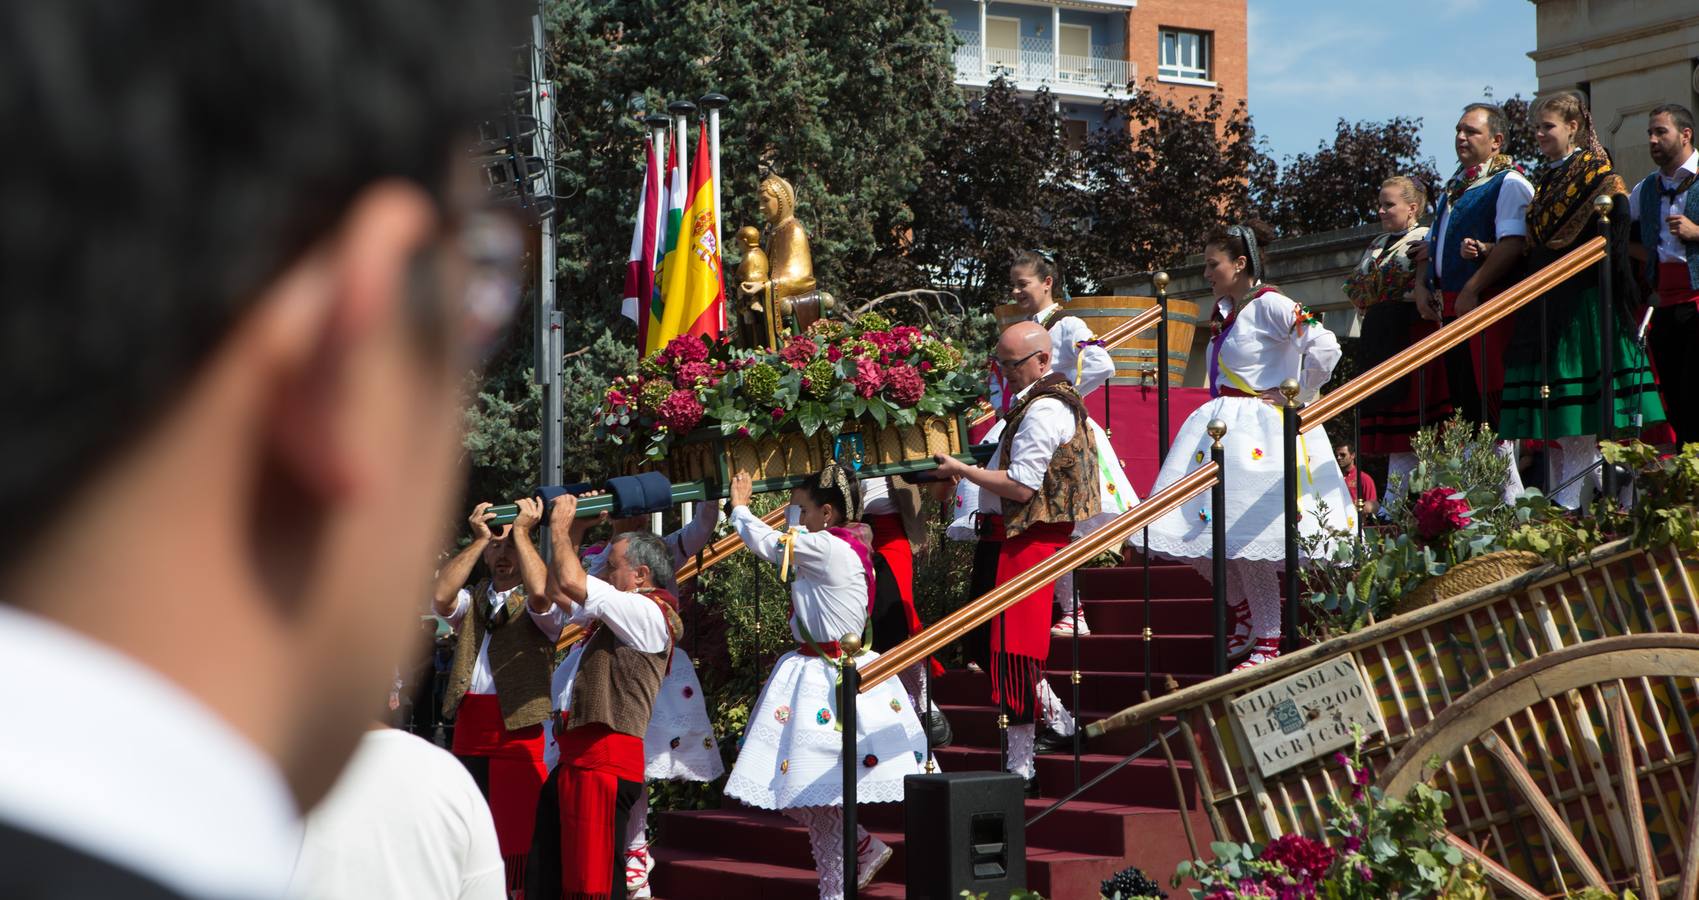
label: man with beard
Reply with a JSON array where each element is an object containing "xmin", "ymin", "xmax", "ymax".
[{"xmin": 1629, "ymin": 103, "xmax": 1699, "ymax": 443}]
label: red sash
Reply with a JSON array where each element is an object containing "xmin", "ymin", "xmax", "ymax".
[
  {"xmin": 450, "ymin": 693, "xmax": 546, "ymax": 867},
  {"xmin": 985, "ymin": 516, "xmax": 1072, "ymax": 661},
  {"xmin": 555, "ymin": 723, "xmax": 645, "ymax": 900},
  {"xmin": 1658, "ymin": 261, "xmax": 1699, "ymax": 307}
]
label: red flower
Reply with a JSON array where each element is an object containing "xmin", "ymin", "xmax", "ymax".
[
  {"xmin": 779, "ymin": 335, "xmax": 818, "ymax": 368},
  {"xmin": 663, "ymin": 335, "xmax": 709, "ymax": 365},
  {"xmin": 1412, "ymin": 486, "xmax": 1471, "ymax": 542},
  {"xmin": 826, "ymin": 345, "xmax": 844, "ymax": 362},
  {"xmin": 1260, "ymin": 833, "xmax": 1334, "ymax": 879},
  {"xmin": 771, "ymin": 407, "xmax": 785, "ymax": 419},
  {"xmin": 656, "ymin": 389, "xmax": 704, "ymax": 432},
  {"xmin": 852, "ymin": 358, "xmax": 884, "ymax": 398},
  {"xmin": 883, "ymin": 364, "xmax": 925, "ymax": 407},
  {"xmin": 674, "ymin": 360, "xmax": 713, "ymax": 388}
]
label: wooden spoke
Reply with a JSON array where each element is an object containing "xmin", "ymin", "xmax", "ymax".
[
  {"xmin": 1478, "ymin": 730, "xmax": 1609, "ymax": 890},
  {"xmin": 1442, "ymin": 832, "xmax": 1545, "ymax": 900},
  {"xmin": 1606, "ymin": 687, "xmax": 1660, "ymax": 897},
  {"xmin": 1678, "ymin": 756, "xmax": 1699, "ymax": 900}
]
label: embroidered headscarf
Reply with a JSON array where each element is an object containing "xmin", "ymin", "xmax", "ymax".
[{"xmin": 1525, "ymin": 104, "xmax": 1626, "ymax": 249}]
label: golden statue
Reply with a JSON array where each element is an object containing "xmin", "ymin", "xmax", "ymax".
[
  {"xmin": 740, "ymin": 174, "xmax": 831, "ymax": 339},
  {"xmin": 733, "ymin": 225, "xmax": 777, "ymax": 348}
]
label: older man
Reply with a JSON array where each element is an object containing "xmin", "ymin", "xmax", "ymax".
[
  {"xmin": 527, "ymin": 493, "xmax": 682, "ymax": 900},
  {"xmin": 934, "ymin": 321, "xmax": 1099, "ymax": 795},
  {"xmin": 0, "ymin": 2, "xmax": 525, "ymax": 896}
]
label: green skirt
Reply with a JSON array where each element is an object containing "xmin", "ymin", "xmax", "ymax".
[{"xmin": 1499, "ymin": 285, "xmax": 1665, "ymax": 439}]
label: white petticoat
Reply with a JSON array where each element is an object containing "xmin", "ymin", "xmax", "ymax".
[
  {"xmin": 724, "ymin": 648, "xmax": 929, "ymax": 809},
  {"xmin": 1130, "ymin": 395, "xmax": 1354, "ymax": 561},
  {"xmin": 945, "ymin": 417, "xmax": 1139, "ymax": 540},
  {"xmin": 644, "ymin": 649, "xmax": 725, "ymax": 782}
]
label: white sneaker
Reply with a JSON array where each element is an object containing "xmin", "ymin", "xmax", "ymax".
[
  {"xmin": 856, "ymin": 835, "xmax": 893, "ymax": 889},
  {"xmin": 1050, "ymin": 611, "xmax": 1091, "ymax": 636},
  {"xmin": 625, "ymin": 843, "xmax": 654, "ymax": 897},
  {"xmin": 1234, "ymin": 638, "xmax": 1281, "ymax": 671}
]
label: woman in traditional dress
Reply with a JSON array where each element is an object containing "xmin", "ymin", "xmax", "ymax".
[
  {"xmin": 1497, "ymin": 90, "xmax": 1665, "ymax": 508},
  {"xmin": 1136, "ymin": 222, "xmax": 1355, "ymax": 669},
  {"xmin": 1345, "ymin": 176, "xmax": 1451, "ymax": 496},
  {"xmin": 724, "ymin": 465, "xmax": 930, "ymax": 899}
]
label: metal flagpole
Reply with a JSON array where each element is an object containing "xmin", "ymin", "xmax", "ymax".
[
  {"xmin": 669, "ymin": 99, "xmax": 696, "ymax": 198},
  {"xmin": 529, "ymin": 15, "xmax": 562, "ymax": 559},
  {"xmin": 699, "ymin": 93, "xmax": 729, "ymax": 330}
]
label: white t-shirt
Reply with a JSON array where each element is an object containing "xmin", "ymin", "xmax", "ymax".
[
  {"xmin": 1432, "ymin": 169, "xmax": 1534, "ymax": 279},
  {"xmin": 287, "ymin": 729, "xmax": 503, "ymax": 900}
]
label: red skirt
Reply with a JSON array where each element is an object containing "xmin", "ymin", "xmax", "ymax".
[
  {"xmin": 1359, "ymin": 317, "xmax": 1453, "ymax": 455},
  {"xmin": 451, "ymin": 694, "xmax": 547, "ymax": 866},
  {"xmin": 865, "ymin": 512, "xmax": 943, "ymax": 676}
]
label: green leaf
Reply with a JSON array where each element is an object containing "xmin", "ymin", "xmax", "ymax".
[
  {"xmin": 868, "ymin": 399, "xmax": 889, "ymax": 427},
  {"xmin": 1208, "ymin": 841, "xmax": 1242, "ymax": 861}
]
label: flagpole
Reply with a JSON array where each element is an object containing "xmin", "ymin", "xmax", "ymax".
[
  {"xmin": 699, "ymin": 93, "xmax": 729, "ymax": 331},
  {"xmin": 668, "ymin": 99, "xmax": 696, "ymax": 203}
]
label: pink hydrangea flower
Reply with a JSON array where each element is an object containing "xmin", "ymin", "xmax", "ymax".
[
  {"xmin": 883, "ymin": 364, "xmax": 925, "ymax": 407},
  {"xmin": 656, "ymin": 389, "xmax": 704, "ymax": 432},
  {"xmin": 663, "ymin": 335, "xmax": 709, "ymax": 365},
  {"xmin": 852, "ymin": 358, "xmax": 884, "ymax": 398},
  {"xmin": 779, "ymin": 335, "xmax": 818, "ymax": 368}
]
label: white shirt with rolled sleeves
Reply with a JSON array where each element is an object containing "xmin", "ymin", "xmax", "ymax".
[
  {"xmin": 446, "ymin": 584, "xmax": 566, "ymax": 696},
  {"xmin": 1211, "ymin": 290, "xmax": 1342, "ymax": 404},
  {"xmin": 978, "ymin": 381, "xmax": 1079, "ymax": 517},
  {"xmin": 1432, "ymin": 169, "xmax": 1534, "ymax": 280},
  {"xmin": 730, "ymin": 505, "xmax": 867, "ymax": 646},
  {"xmin": 1628, "ymin": 149, "xmax": 1699, "ymax": 265},
  {"xmin": 547, "ymin": 575, "xmax": 672, "ymax": 715}
]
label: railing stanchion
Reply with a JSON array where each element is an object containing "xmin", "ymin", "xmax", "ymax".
[
  {"xmin": 1141, "ymin": 524, "xmax": 1152, "ymax": 743},
  {"xmin": 1594, "ymin": 195, "xmax": 1616, "ymax": 500},
  {"xmin": 1071, "ymin": 572, "xmax": 1082, "ymax": 791},
  {"xmin": 1280, "ymin": 379, "xmax": 1301, "ymax": 656},
  {"xmin": 1540, "ymin": 248, "xmax": 1554, "ymax": 496},
  {"xmin": 841, "ymin": 634, "xmax": 861, "ymax": 900},
  {"xmin": 1208, "ymin": 419, "xmax": 1228, "ymax": 676},
  {"xmin": 1155, "ymin": 271, "xmax": 1172, "ymax": 462}
]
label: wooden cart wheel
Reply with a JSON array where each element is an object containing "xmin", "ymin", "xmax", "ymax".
[{"xmin": 1376, "ymin": 633, "xmax": 1699, "ymax": 899}]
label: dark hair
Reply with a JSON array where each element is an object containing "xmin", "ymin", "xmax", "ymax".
[
  {"xmin": 1651, "ymin": 103, "xmax": 1696, "ymax": 138},
  {"xmin": 798, "ymin": 462, "xmax": 861, "ymax": 525},
  {"xmin": 0, "ymin": 1, "xmax": 525, "ymax": 566},
  {"xmin": 1461, "ymin": 102, "xmax": 1510, "ymax": 140},
  {"xmin": 1202, "ymin": 221, "xmax": 1276, "ymax": 267},
  {"xmin": 1011, "ymin": 249, "xmax": 1060, "ymax": 285}
]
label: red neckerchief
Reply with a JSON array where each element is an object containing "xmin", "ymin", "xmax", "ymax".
[{"xmin": 579, "ymin": 586, "xmax": 680, "ymax": 673}]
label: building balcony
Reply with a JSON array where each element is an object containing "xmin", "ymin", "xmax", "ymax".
[{"xmin": 952, "ymin": 28, "xmax": 1132, "ymax": 100}]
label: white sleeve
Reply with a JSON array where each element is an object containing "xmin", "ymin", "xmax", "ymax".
[
  {"xmin": 1267, "ymin": 294, "xmax": 1341, "ymax": 398},
  {"xmin": 575, "ymin": 576, "xmax": 670, "ymax": 653},
  {"xmin": 731, "ymin": 505, "xmax": 840, "ymax": 580},
  {"xmin": 524, "ymin": 599, "xmax": 566, "ymax": 642},
  {"xmin": 1004, "ymin": 398, "xmax": 1075, "ymax": 490},
  {"xmin": 1495, "ymin": 173, "xmax": 1533, "ymax": 238},
  {"xmin": 664, "ymin": 500, "xmax": 719, "ymax": 566},
  {"xmin": 445, "ymin": 589, "xmax": 472, "ymax": 628},
  {"xmin": 1057, "ymin": 317, "xmax": 1113, "ymax": 398},
  {"xmin": 1628, "ymin": 178, "xmax": 1644, "ymax": 224}
]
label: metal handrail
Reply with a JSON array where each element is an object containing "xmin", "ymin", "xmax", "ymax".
[
  {"xmin": 1299, "ymin": 236, "xmax": 1605, "ymax": 433},
  {"xmin": 858, "ymin": 461, "xmax": 1222, "ymax": 690},
  {"xmin": 970, "ymin": 304, "xmax": 1165, "ymax": 429},
  {"xmin": 1026, "ymin": 725, "xmax": 1180, "ymax": 828}
]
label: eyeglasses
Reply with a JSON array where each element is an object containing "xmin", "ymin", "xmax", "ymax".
[{"xmin": 995, "ymin": 349, "xmax": 1042, "ymax": 372}]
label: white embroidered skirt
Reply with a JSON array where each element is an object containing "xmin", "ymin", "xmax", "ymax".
[
  {"xmin": 1132, "ymin": 395, "xmax": 1354, "ymax": 562},
  {"xmin": 945, "ymin": 418, "xmax": 1139, "ymax": 541},
  {"xmin": 644, "ymin": 649, "xmax": 725, "ymax": 782},
  {"xmin": 724, "ymin": 648, "xmax": 930, "ymax": 809}
]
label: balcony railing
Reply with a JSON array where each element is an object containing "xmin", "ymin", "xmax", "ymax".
[{"xmin": 952, "ymin": 29, "xmax": 1131, "ymax": 94}]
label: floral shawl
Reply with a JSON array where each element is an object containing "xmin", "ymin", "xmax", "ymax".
[
  {"xmin": 1342, "ymin": 227, "xmax": 1430, "ymax": 310},
  {"xmin": 1526, "ymin": 141, "xmax": 1626, "ymax": 250}
]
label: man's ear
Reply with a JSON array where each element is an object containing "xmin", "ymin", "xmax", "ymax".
[{"xmin": 266, "ymin": 181, "xmax": 439, "ymax": 502}]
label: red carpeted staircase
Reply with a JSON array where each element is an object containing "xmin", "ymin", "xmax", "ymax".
[{"xmin": 650, "ymin": 560, "xmax": 1221, "ymax": 899}]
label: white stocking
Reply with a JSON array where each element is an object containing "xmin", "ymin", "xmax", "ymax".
[
  {"xmin": 1498, "ymin": 440, "xmax": 1525, "ymax": 503},
  {"xmin": 1551, "ymin": 434, "xmax": 1599, "ymax": 509},
  {"xmin": 898, "ymin": 664, "xmax": 929, "ymax": 711},
  {"xmin": 626, "ymin": 788, "xmax": 649, "ymax": 851},
  {"xmin": 1054, "ymin": 569, "xmax": 1078, "ymax": 615},
  {"xmin": 784, "ymin": 806, "xmax": 870, "ymax": 900},
  {"xmin": 1006, "ymin": 723, "xmax": 1036, "ymax": 779},
  {"xmin": 1230, "ymin": 560, "xmax": 1282, "ymax": 643},
  {"xmin": 1036, "ymin": 678, "xmax": 1075, "ymax": 736}
]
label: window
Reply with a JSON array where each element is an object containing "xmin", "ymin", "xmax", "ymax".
[
  {"xmin": 986, "ymin": 16, "xmax": 1020, "ymax": 73},
  {"xmin": 1058, "ymin": 24, "xmax": 1092, "ymax": 78},
  {"xmin": 1158, "ymin": 28, "xmax": 1210, "ymax": 82}
]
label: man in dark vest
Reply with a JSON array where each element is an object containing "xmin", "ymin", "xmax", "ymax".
[
  {"xmin": 431, "ymin": 496, "xmax": 559, "ymax": 892},
  {"xmin": 527, "ymin": 492, "xmax": 683, "ymax": 900},
  {"xmin": 1629, "ymin": 103, "xmax": 1699, "ymax": 443},
  {"xmin": 933, "ymin": 321, "xmax": 1099, "ymax": 796}
]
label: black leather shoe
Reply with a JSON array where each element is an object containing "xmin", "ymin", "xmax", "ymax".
[
  {"xmin": 922, "ymin": 708, "xmax": 953, "ymax": 748},
  {"xmin": 1034, "ymin": 725, "xmax": 1085, "ymax": 755},
  {"xmin": 1023, "ymin": 775, "xmax": 1041, "ymax": 798}
]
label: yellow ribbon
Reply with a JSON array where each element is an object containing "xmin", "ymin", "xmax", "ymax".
[
  {"xmin": 1217, "ymin": 361, "xmax": 1315, "ymax": 500},
  {"xmin": 777, "ymin": 525, "xmax": 802, "ymax": 582}
]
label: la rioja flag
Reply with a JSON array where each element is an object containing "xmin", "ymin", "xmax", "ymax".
[{"xmin": 621, "ymin": 142, "xmax": 662, "ymax": 350}]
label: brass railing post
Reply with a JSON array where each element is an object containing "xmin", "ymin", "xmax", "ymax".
[
  {"xmin": 1209, "ymin": 419, "xmax": 1228, "ymax": 675},
  {"xmin": 1280, "ymin": 378, "xmax": 1302, "ymax": 655},
  {"xmin": 1155, "ymin": 271, "xmax": 1172, "ymax": 461},
  {"xmin": 841, "ymin": 632, "xmax": 862, "ymax": 899},
  {"xmin": 1594, "ymin": 194, "xmax": 1617, "ymax": 500}
]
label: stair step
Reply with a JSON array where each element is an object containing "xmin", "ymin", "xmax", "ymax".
[
  {"xmin": 1043, "ymin": 633, "xmax": 1217, "ymax": 671},
  {"xmin": 1080, "ymin": 597, "xmax": 1219, "ymax": 633},
  {"xmin": 934, "ymin": 704, "xmax": 1188, "ymax": 758},
  {"xmin": 930, "ymin": 669, "xmax": 1212, "ymax": 711},
  {"xmin": 1076, "ymin": 565, "xmax": 1212, "ymax": 600},
  {"xmin": 930, "ymin": 746, "xmax": 1197, "ymax": 807}
]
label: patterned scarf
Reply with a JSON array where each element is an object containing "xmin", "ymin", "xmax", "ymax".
[
  {"xmin": 1443, "ymin": 154, "xmax": 1517, "ymax": 204},
  {"xmin": 1526, "ymin": 139, "xmax": 1625, "ymax": 249}
]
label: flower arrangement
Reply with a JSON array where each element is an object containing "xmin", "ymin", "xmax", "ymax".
[{"xmin": 599, "ymin": 315, "xmax": 981, "ymax": 460}]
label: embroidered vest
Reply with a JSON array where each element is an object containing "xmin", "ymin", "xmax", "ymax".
[
  {"xmin": 442, "ymin": 580, "xmax": 555, "ymax": 731},
  {"xmin": 1430, "ymin": 169, "xmax": 1512, "ymax": 294},
  {"xmin": 1635, "ymin": 170, "xmax": 1699, "ymax": 290},
  {"xmin": 997, "ymin": 373, "xmax": 1100, "ymax": 537},
  {"xmin": 568, "ymin": 590, "xmax": 683, "ymax": 739}
]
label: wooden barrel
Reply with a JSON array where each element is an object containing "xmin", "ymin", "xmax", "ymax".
[{"xmin": 993, "ymin": 296, "xmax": 1198, "ymax": 385}]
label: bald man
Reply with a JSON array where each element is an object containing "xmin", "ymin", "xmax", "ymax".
[{"xmin": 934, "ymin": 322, "xmax": 1100, "ymax": 794}]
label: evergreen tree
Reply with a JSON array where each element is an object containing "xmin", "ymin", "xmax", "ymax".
[{"xmin": 1253, "ymin": 117, "xmax": 1438, "ymax": 238}]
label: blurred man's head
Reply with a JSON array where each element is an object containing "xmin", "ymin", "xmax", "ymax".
[
  {"xmin": 1334, "ymin": 443, "xmax": 1357, "ymax": 471},
  {"xmin": 0, "ymin": 0, "xmax": 525, "ymax": 810}
]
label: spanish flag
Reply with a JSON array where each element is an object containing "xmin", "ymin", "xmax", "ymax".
[{"xmin": 650, "ymin": 122, "xmax": 723, "ymax": 353}]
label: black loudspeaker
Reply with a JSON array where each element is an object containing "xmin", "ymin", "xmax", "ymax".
[{"xmin": 904, "ymin": 771, "xmax": 1026, "ymax": 899}]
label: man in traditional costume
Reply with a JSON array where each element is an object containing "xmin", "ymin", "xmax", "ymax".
[
  {"xmin": 724, "ymin": 465, "xmax": 930, "ymax": 899},
  {"xmin": 548, "ymin": 501, "xmax": 723, "ymax": 899},
  {"xmin": 432, "ymin": 497, "xmax": 561, "ymax": 892},
  {"xmin": 934, "ymin": 321, "xmax": 1101, "ymax": 794},
  {"xmin": 1411, "ymin": 102, "xmax": 1532, "ymax": 499},
  {"xmin": 1629, "ymin": 103, "xmax": 1699, "ymax": 444},
  {"xmin": 527, "ymin": 493, "xmax": 684, "ymax": 900}
]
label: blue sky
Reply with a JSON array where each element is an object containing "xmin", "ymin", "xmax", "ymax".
[{"xmin": 1248, "ymin": 0, "xmax": 1537, "ymax": 172}]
